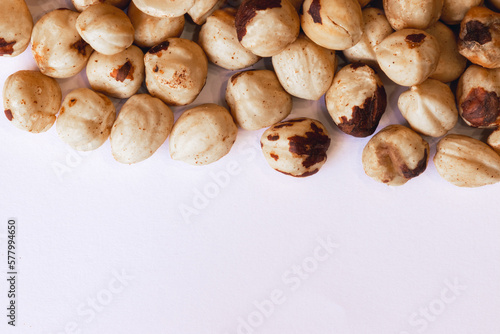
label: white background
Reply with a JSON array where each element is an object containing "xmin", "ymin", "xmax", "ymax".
[{"xmin": 1, "ymin": 1, "xmax": 499, "ymax": 333}]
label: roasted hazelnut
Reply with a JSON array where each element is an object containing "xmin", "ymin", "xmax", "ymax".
[
  {"xmin": 456, "ymin": 65, "xmax": 500, "ymax": 128},
  {"xmin": 489, "ymin": 0, "xmax": 500, "ymax": 11},
  {"xmin": 72, "ymin": 0, "xmax": 131, "ymax": 12},
  {"xmin": 326, "ymin": 63, "xmax": 386, "ymax": 137},
  {"xmin": 31, "ymin": 9, "xmax": 93, "ymax": 78},
  {"xmin": 301, "ymin": 0, "xmax": 363, "ymax": 50},
  {"xmin": 398, "ymin": 79, "xmax": 458, "ymax": 137},
  {"xmin": 441, "ymin": 0, "xmax": 482, "ymax": 25},
  {"xmin": 434, "ymin": 134, "xmax": 500, "ymax": 187},
  {"xmin": 289, "ymin": 0, "xmax": 305, "ymax": 11},
  {"xmin": 3, "ymin": 71, "xmax": 61, "ymax": 133},
  {"xmin": 225, "ymin": 70, "xmax": 292, "ymax": 130},
  {"xmin": 260, "ymin": 118, "xmax": 331, "ymax": 177},
  {"xmin": 131, "ymin": 0, "xmax": 195, "ymax": 18},
  {"xmin": 487, "ymin": 128, "xmax": 500, "ymax": 154},
  {"xmin": 128, "ymin": 1, "xmax": 185, "ymax": 49},
  {"xmin": 87, "ymin": 45, "xmax": 145, "ymax": 99},
  {"xmin": 458, "ymin": 6, "xmax": 500, "ymax": 69},
  {"xmin": 169, "ymin": 104, "xmax": 237, "ymax": 166},
  {"xmin": 144, "ymin": 38, "xmax": 208, "ymax": 106},
  {"xmin": 198, "ymin": 8, "xmax": 260, "ymax": 70},
  {"xmin": 272, "ymin": 34, "xmax": 337, "ymax": 100},
  {"xmin": 384, "ymin": 0, "xmax": 443, "ymax": 30},
  {"xmin": 76, "ymin": 3, "xmax": 135, "ymax": 56},
  {"xmin": 56, "ymin": 88, "xmax": 116, "ymax": 151},
  {"xmin": 110, "ymin": 94, "xmax": 174, "ymax": 164},
  {"xmin": 375, "ymin": 29, "xmax": 440, "ymax": 86},
  {"xmin": 235, "ymin": 0, "xmax": 300, "ymax": 57},
  {"xmin": 0, "ymin": 0, "xmax": 33, "ymax": 57},
  {"xmin": 188, "ymin": 0, "xmax": 225, "ymax": 25},
  {"xmin": 362, "ymin": 124, "xmax": 429, "ymax": 186}
]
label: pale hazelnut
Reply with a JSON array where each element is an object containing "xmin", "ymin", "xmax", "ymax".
[
  {"xmin": 0, "ymin": 0, "xmax": 33, "ymax": 57},
  {"xmin": 384, "ymin": 0, "xmax": 443, "ymax": 30},
  {"xmin": 131, "ymin": 0, "xmax": 195, "ymax": 18},
  {"xmin": 72, "ymin": 0, "xmax": 131, "ymax": 12},
  {"xmin": 441, "ymin": 0, "xmax": 482, "ymax": 25},
  {"xmin": 487, "ymin": 128, "xmax": 500, "ymax": 155},
  {"xmin": 188, "ymin": 0, "xmax": 225, "ymax": 25}
]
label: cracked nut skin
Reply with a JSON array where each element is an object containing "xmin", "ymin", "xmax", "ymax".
[
  {"xmin": 384, "ymin": 0, "xmax": 443, "ymax": 30},
  {"xmin": 260, "ymin": 118, "xmax": 331, "ymax": 177},
  {"xmin": 441, "ymin": 0, "xmax": 482, "ymax": 25},
  {"xmin": 301, "ymin": 0, "xmax": 363, "ymax": 51},
  {"xmin": 326, "ymin": 63, "xmax": 387, "ymax": 137},
  {"xmin": 72, "ymin": 0, "xmax": 131, "ymax": 12},
  {"xmin": 0, "ymin": 0, "xmax": 33, "ymax": 57},
  {"xmin": 434, "ymin": 134, "xmax": 500, "ymax": 187},
  {"xmin": 362, "ymin": 125, "xmax": 429, "ymax": 186},
  {"xmin": 131, "ymin": 0, "xmax": 195, "ymax": 18},
  {"xmin": 3, "ymin": 71, "xmax": 61, "ymax": 133}
]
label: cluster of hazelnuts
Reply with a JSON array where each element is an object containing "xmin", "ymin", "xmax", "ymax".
[{"xmin": 1, "ymin": 0, "xmax": 500, "ymax": 187}]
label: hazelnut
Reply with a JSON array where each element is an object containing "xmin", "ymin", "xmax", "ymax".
[
  {"xmin": 375, "ymin": 29, "xmax": 440, "ymax": 86},
  {"xmin": 188, "ymin": 0, "xmax": 226, "ymax": 25},
  {"xmin": 198, "ymin": 8, "xmax": 260, "ymax": 70},
  {"xmin": 72, "ymin": 0, "xmax": 131, "ymax": 12},
  {"xmin": 289, "ymin": 0, "xmax": 305, "ymax": 12},
  {"xmin": 357, "ymin": 0, "xmax": 372, "ymax": 6},
  {"xmin": 441, "ymin": 0, "xmax": 482, "ymax": 25},
  {"xmin": 272, "ymin": 34, "xmax": 337, "ymax": 100},
  {"xmin": 169, "ymin": 104, "xmax": 237, "ymax": 166},
  {"xmin": 87, "ymin": 45, "xmax": 145, "ymax": 99},
  {"xmin": 235, "ymin": 0, "xmax": 300, "ymax": 57},
  {"xmin": 3, "ymin": 71, "xmax": 61, "ymax": 133},
  {"xmin": 0, "ymin": 0, "xmax": 33, "ymax": 57},
  {"xmin": 398, "ymin": 79, "xmax": 458, "ymax": 137},
  {"xmin": 489, "ymin": 0, "xmax": 500, "ymax": 11},
  {"xmin": 225, "ymin": 70, "xmax": 292, "ymax": 130},
  {"xmin": 301, "ymin": 0, "xmax": 363, "ymax": 50},
  {"xmin": 362, "ymin": 124, "xmax": 429, "ymax": 186},
  {"xmin": 56, "ymin": 88, "xmax": 116, "ymax": 151},
  {"xmin": 384, "ymin": 0, "xmax": 443, "ymax": 30},
  {"xmin": 131, "ymin": 0, "xmax": 195, "ymax": 18},
  {"xmin": 487, "ymin": 128, "xmax": 500, "ymax": 155},
  {"xmin": 110, "ymin": 94, "xmax": 174, "ymax": 164},
  {"xmin": 260, "ymin": 118, "xmax": 331, "ymax": 177},
  {"xmin": 144, "ymin": 38, "xmax": 208, "ymax": 106},
  {"xmin": 434, "ymin": 134, "xmax": 500, "ymax": 187},
  {"xmin": 326, "ymin": 63, "xmax": 387, "ymax": 137}
]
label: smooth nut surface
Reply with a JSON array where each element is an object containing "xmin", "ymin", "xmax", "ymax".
[
  {"xmin": 0, "ymin": 0, "xmax": 33, "ymax": 57},
  {"xmin": 131, "ymin": 0, "xmax": 195, "ymax": 18},
  {"xmin": 260, "ymin": 118, "xmax": 331, "ymax": 177},
  {"xmin": 441, "ymin": 0, "xmax": 482, "ymax": 25},
  {"xmin": 72, "ymin": 0, "xmax": 131, "ymax": 11},
  {"xmin": 487, "ymin": 128, "xmax": 500, "ymax": 154},
  {"xmin": 188, "ymin": 0, "xmax": 225, "ymax": 25},
  {"xmin": 384, "ymin": 0, "xmax": 443, "ymax": 30}
]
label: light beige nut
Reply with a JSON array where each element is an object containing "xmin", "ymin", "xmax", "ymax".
[
  {"xmin": 72, "ymin": 0, "xmax": 131, "ymax": 12},
  {"xmin": 375, "ymin": 29, "xmax": 440, "ymax": 86},
  {"xmin": 144, "ymin": 38, "xmax": 208, "ymax": 106},
  {"xmin": 169, "ymin": 104, "xmax": 237, "ymax": 166},
  {"xmin": 3, "ymin": 71, "xmax": 61, "ymax": 133},
  {"xmin": 458, "ymin": 6, "xmax": 500, "ymax": 69},
  {"xmin": 272, "ymin": 34, "xmax": 337, "ymax": 100},
  {"xmin": 131, "ymin": 0, "xmax": 195, "ymax": 17},
  {"xmin": 487, "ymin": 128, "xmax": 500, "ymax": 154},
  {"xmin": 226, "ymin": 70, "xmax": 292, "ymax": 130},
  {"xmin": 198, "ymin": 8, "xmax": 260, "ymax": 70},
  {"xmin": 87, "ymin": 46, "xmax": 145, "ymax": 99},
  {"xmin": 456, "ymin": 65, "xmax": 500, "ymax": 128},
  {"xmin": 398, "ymin": 79, "xmax": 458, "ymax": 137},
  {"xmin": 434, "ymin": 134, "xmax": 500, "ymax": 187},
  {"xmin": 188, "ymin": 0, "xmax": 225, "ymax": 25},
  {"xmin": 342, "ymin": 8, "xmax": 393, "ymax": 68},
  {"xmin": 260, "ymin": 118, "xmax": 331, "ymax": 177},
  {"xmin": 56, "ymin": 88, "xmax": 116, "ymax": 151},
  {"xmin": 326, "ymin": 63, "xmax": 387, "ymax": 137},
  {"xmin": 76, "ymin": 3, "xmax": 135, "ymax": 56},
  {"xmin": 110, "ymin": 94, "xmax": 174, "ymax": 164},
  {"xmin": 0, "ymin": 0, "xmax": 33, "ymax": 57},
  {"xmin": 384, "ymin": 0, "xmax": 443, "ymax": 30},
  {"xmin": 362, "ymin": 124, "xmax": 429, "ymax": 186},
  {"xmin": 31, "ymin": 9, "xmax": 93, "ymax": 78},
  {"xmin": 301, "ymin": 0, "xmax": 363, "ymax": 50},
  {"xmin": 128, "ymin": 1, "xmax": 184, "ymax": 49},
  {"xmin": 441, "ymin": 0, "xmax": 483, "ymax": 25}
]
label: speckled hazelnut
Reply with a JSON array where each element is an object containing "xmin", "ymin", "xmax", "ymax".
[
  {"xmin": 441, "ymin": 0, "xmax": 482, "ymax": 25},
  {"xmin": 362, "ymin": 124, "xmax": 429, "ymax": 186},
  {"xmin": 131, "ymin": 0, "xmax": 195, "ymax": 18},
  {"xmin": 0, "ymin": 0, "xmax": 33, "ymax": 57},
  {"xmin": 72, "ymin": 0, "xmax": 131, "ymax": 12},
  {"xmin": 226, "ymin": 70, "xmax": 293, "ymax": 130},
  {"xmin": 487, "ymin": 128, "xmax": 500, "ymax": 154},
  {"xmin": 169, "ymin": 104, "xmax": 237, "ymax": 166},
  {"xmin": 384, "ymin": 0, "xmax": 443, "ymax": 30},
  {"xmin": 260, "ymin": 118, "xmax": 331, "ymax": 177},
  {"xmin": 3, "ymin": 71, "xmax": 61, "ymax": 133},
  {"xmin": 188, "ymin": 0, "xmax": 225, "ymax": 25}
]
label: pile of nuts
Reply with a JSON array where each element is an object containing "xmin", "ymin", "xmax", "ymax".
[{"xmin": 1, "ymin": 0, "xmax": 500, "ymax": 187}]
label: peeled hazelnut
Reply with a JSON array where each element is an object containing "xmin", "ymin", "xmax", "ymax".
[
  {"xmin": 362, "ymin": 125, "xmax": 429, "ymax": 186},
  {"xmin": 0, "ymin": 0, "xmax": 33, "ymax": 57},
  {"xmin": 301, "ymin": 0, "xmax": 363, "ymax": 50},
  {"xmin": 144, "ymin": 38, "xmax": 208, "ymax": 106},
  {"xmin": 456, "ymin": 65, "xmax": 500, "ymax": 128},
  {"xmin": 260, "ymin": 118, "xmax": 331, "ymax": 177},
  {"xmin": 169, "ymin": 104, "xmax": 237, "ymax": 166},
  {"xmin": 128, "ymin": 1, "xmax": 185, "ymax": 49},
  {"xmin": 357, "ymin": 0, "xmax": 372, "ymax": 6},
  {"xmin": 489, "ymin": 0, "xmax": 500, "ymax": 11},
  {"xmin": 110, "ymin": 94, "xmax": 174, "ymax": 164},
  {"xmin": 225, "ymin": 70, "xmax": 292, "ymax": 130},
  {"xmin": 289, "ymin": 0, "xmax": 305, "ymax": 11},
  {"xmin": 434, "ymin": 134, "xmax": 500, "ymax": 187},
  {"xmin": 72, "ymin": 0, "xmax": 131, "ymax": 12},
  {"xmin": 198, "ymin": 8, "xmax": 260, "ymax": 70},
  {"xmin": 487, "ymin": 128, "xmax": 500, "ymax": 154},
  {"xmin": 76, "ymin": 3, "xmax": 135, "ymax": 56},
  {"xmin": 87, "ymin": 46, "xmax": 145, "ymax": 99},
  {"xmin": 3, "ymin": 71, "xmax": 61, "ymax": 133},
  {"xmin": 188, "ymin": 0, "xmax": 225, "ymax": 25},
  {"xmin": 235, "ymin": 0, "xmax": 300, "ymax": 57},
  {"xmin": 326, "ymin": 63, "xmax": 387, "ymax": 137},
  {"xmin": 56, "ymin": 88, "xmax": 116, "ymax": 151},
  {"xmin": 272, "ymin": 35, "xmax": 337, "ymax": 100},
  {"xmin": 375, "ymin": 29, "xmax": 440, "ymax": 86},
  {"xmin": 398, "ymin": 79, "xmax": 458, "ymax": 137},
  {"xmin": 458, "ymin": 6, "xmax": 500, "ymax": 69},
  {"xmin": 384, "ymin": 0, "xmax": 443, "ymax": 30},
  {"xmin": 131, "ymin": 0, "xmax": 195, "ymax": 18},
  {"xmin": 441, "ymin": 0, "xmax": 482, "ymax": 25}
]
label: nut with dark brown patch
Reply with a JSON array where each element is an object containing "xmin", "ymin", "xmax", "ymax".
[
  {"xmin": 405, "ymin": 33, "xmax": 426, "ymax": 48},
  {"xmin": 0, "ymin": 0, "xmax": 33, "ymax": 57},
  {"xmin": 384, "ymin": 0, "xmax": 443, "ymax": 30}
]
